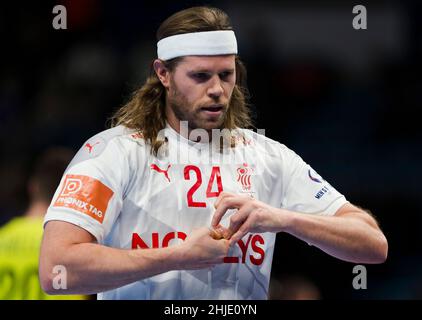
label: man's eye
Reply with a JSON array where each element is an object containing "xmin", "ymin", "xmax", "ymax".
[
  {"xmin": 219, "ymin": 72, "xmax": 233, "ymax": 80},
  {"xmin": 193, "ymin": 73, "xmax": 210, "ymax": 81}
]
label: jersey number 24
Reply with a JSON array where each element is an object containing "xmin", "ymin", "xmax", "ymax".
[{"xmin": 184, "ymin": 165, "xmax": 223, "ymax": 208}]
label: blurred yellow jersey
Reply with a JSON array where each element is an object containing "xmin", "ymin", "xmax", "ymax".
[{"xmin": 0, "ymin": 216, "xmax": 86, "ymax": 300}]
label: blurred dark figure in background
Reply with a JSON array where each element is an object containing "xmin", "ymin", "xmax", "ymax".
[
  {"xmin": 0, "ymin": 147, "xmax": 85, "ymax": 299},
  {"xmin": 269, "ymin": 275, "xmax": 321, "ymax": 300}
]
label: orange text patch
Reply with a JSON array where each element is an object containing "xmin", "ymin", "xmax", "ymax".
[{"xmin": 53, "ymin": 174, "xmax": 114, "ymax": 224}]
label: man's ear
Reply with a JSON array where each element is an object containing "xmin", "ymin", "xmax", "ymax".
[{"xmin": 153, "ymin": 59, "xmax": 170, "ymax": 88}]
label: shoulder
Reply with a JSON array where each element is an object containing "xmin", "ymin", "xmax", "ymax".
[
  {"xmin": 236, "ymin": 128, "xmax": 296, "ymax": 159},
  {"xmin": 68, "ymin": 125, "xmax": 148, "ymax": 169}
]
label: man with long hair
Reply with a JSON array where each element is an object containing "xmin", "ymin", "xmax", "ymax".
[{"xmin": 39, "ymin": 6, "xmax": 387, "ymax": 299}]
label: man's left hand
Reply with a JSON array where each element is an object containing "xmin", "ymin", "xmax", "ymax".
[{"xmin": 211, "ymin": 191, "xmax": 284, "ymax": 246}]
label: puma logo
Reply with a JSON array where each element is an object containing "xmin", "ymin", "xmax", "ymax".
[
  {"xmin": 85, "ymin": 142, "xmax": 100, "ymax": 153},
  {"xmin": 150, "ymin": 164, "xmax": 171, "ymax": 182}
]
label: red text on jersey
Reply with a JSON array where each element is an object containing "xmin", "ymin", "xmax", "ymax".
[{"xmin": 131, "ymin": 231, "xmax": 265, "ymax": 265}]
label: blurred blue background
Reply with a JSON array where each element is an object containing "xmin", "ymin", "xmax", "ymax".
[{"xmin": 0, "ymin": 0, "xmax": 421, "ymax": 299}]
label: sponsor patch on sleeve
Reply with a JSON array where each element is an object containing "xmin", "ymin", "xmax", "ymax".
[{"xmin": 53, "ymin": 174, "xmax": 114, "ymax": 224}]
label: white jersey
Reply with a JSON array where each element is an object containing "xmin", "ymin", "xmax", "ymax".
[{"xmin": 44, "ymin": 124, "xmax": 348, "ymax": 300}]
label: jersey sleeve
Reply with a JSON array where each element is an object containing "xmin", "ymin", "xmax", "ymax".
[
  {"xmin": 44, "ymin": 133, "xmax": 131, "ymax": 243},
  {"xmin": 279, "ymin": 144, "xmax": 349, "ymax": 216}
]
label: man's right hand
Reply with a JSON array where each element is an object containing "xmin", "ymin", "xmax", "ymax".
[{"xmin": 177, "ymin": 227, "xmax": 229, "ymax": 270}]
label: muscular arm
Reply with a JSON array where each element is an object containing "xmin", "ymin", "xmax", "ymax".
[
  {"xmin": 39, "ymin": 221, "xmax": 229, "ymax": 295},
  {"xmin": 279, "ymin": 203, "xmax": 388, "ymax": 264},
  {"xmin": 212, "ymin": 192, "xmax": 388, "ymax": 264}
]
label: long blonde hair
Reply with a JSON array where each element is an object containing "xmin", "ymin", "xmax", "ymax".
[{"xmin": 111, "ymin": 6, "xmax": 253, "ymax": 155}]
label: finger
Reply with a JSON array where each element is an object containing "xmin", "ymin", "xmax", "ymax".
[
  {"xmin": 224, "ymin": 207, "xmax": 250, "ymax": 239},
  {"xmin": 229, "ymin": 228, "xmax": 249, "ymax": 247},
  {"xmin": 211, "ymin": 197, "xmax": 247, "ymax": 227},
  {"xmin": 209, "ymin": 227, "xmax": 224, "ymax": 240},
  {"xmin": 213, "ymin": 191, "xmax": 235, "ymax": 209},
  {"xmin": 229, "ymin": 217, "xmax": 253, "ymax": 246}
]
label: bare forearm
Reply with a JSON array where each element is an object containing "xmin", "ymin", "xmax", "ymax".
[
  {"xmin": 211, "ymin": 192, "xmax": 387, "ymax": 263},
  {"xmin": 278, "ymin": 209, "xmax": 388, "ymax": 263},
  {"xmin": 40, "ymin": 242, "xmax": 182, "ymax": 295}
]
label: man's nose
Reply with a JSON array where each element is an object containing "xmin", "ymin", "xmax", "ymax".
[{"xmin": 207, "ymin": 76, "xmax": 224, "ymax": 99}]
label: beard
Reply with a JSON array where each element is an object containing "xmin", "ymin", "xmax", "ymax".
[{"xmin": 168, "ymin": 80, "xmax": 228, "ymax": 131}]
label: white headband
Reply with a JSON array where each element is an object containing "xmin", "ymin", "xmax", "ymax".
[{"xmin": 157, "ymin": 30, "xmax": 238, "ymax": 60}]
